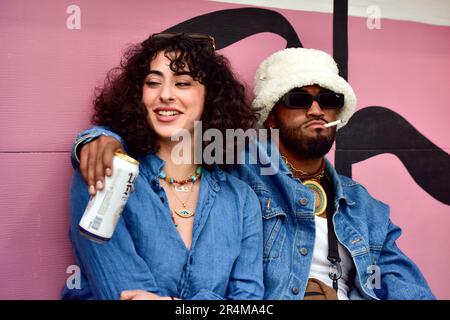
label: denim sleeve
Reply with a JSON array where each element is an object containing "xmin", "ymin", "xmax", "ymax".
[
  {"xmin": 71, "ymin": 126, "xmax": 127, "ymax": 169},
  {"xmin": 374, "ymin": 220, "xmax": 435, "ymax": 300},
  {"xmin": 67, "ymin": 169, "xmax": 162, "ymax": 300},
  {"xmin": 226, "ymin": 188, "xmax": 264, "ymax": 300}
]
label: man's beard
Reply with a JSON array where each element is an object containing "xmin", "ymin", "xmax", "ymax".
[{"xmin": 276, "ymin": 118, "xmax": 336, "ymax": 159}]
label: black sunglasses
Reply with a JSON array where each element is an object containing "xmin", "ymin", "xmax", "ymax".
[
  {"xmin": 151, "ymin": 32, "xmax": 216, "ymax": 51},
  {"xmin": 283, "ymin": 91, "xmax": 345, "ymax": 109}
]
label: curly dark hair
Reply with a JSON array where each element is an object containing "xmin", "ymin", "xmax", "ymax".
[{"xmin": 91, "ymin": 33, "xmax": 259, "ymax": 169}]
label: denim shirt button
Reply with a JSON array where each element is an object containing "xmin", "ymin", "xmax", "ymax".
[
  {"xmin": 299, "ymin": 198, "xmax": 308, "ymax": 205},
  {"xmin": 299, "ymin": 247, "xmax": 308, "ymax": 256},
  {"xmin": 292, "ymin": 287, "xmax": 299, "ymax": 295}
]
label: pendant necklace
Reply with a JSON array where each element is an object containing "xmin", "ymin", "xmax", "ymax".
[
  {"xmin": 167, "ymin": 179, "xmax": 196, "ymax": 218},
  {"xmin": 158, "ymin": 166, "xmax": 203, "ymax": 220},
  {"xmin": 283, "ymin": 156, "xmax": 327, "ymax": 217}
]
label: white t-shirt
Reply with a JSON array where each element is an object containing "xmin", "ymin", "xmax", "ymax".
[{"xmin": 308, "ymin": 216, "xmax": 353, "ymax": 300}]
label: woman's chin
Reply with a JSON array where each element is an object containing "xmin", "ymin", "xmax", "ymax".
[{"xmin": 154, "ymin": 127, "xmax": 191, "ymax": 141}]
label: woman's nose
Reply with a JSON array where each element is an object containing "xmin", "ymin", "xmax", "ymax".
[{"xmin": 160, "ymin": 84, "xmax": 175, "ymax": 103}]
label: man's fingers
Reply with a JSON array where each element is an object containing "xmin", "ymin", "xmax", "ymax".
[
  {"xmin": 77, "ymin": 135, "xmax": 126, "ymax": 195},
  {"xmin": 86, "ymin": 141, "xmax": 98, "ymax": 195},
  {"xmin": 100, "ymin": 136, "xmax": 126, "ymax": 177},
  {"xmin": 79, "ymin": 144, "xmax": 90, "ymax": 185},
  {"xmin": 95, "ymin": 144, "xmax": 106, "ymax": 190},
  {"xmin": 103, "ymin": 145, "xmax": 116, "ymax": 177}
]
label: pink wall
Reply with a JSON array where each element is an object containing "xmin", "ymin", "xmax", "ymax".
[
  {"xmin": 348, "ymin": 16, "xmax": 450, "ymax": 299},
  {"xmin": 0, "ymin": 0, "xmax": 448, "ymax": 299}
]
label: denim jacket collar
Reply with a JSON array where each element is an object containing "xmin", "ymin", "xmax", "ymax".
[
  {"xmin": 138, "ymin": 152, "xmax": 165, "ymax": 179},
  {"xmin": 324, "ymin": 159, "xmax": 356, "ymax": 208},
  {"xmin": 275, "ymin": 145, "xmax": 355, "ymax": 208}
]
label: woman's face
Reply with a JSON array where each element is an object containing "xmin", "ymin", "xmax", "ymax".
[{"xmin": 142, "ymin": 51, "xmax": 205, "ymax": 141}]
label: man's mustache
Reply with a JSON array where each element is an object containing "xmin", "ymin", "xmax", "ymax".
[{"xmin": 301, "ymin": 117, "xmax": 328, "ymax": 128}]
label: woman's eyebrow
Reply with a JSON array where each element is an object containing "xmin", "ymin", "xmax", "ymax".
[
  {"xmin": 148, "ymin": 70, "xmax": 163, "ymax": 76},
  {"xmin": 147, "ymin": 70, "xmax": 191, "ymax": 77}
]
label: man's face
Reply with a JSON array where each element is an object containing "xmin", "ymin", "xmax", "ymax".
[{"xmin": 270, "ymin": 85, "xmax": 339, "ymax": 159}]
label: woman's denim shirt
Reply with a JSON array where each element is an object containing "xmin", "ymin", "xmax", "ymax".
[
  {"xmin": 62, "ymin": 152, "xmax": 264, "ymax": 300},
  {"xmin": 70, "ymin": 126, "xmax": 435, "ymax": 300}
]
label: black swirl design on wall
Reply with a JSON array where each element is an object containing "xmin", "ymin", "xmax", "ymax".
[
  {"xmin": 164, "ymin": 6, "xmax": 450, "ymax": 205},
  {"xmin": 336, "ymin": 107, "xmax": 450, "ymax": 205},
  {"xmin": 164, "ymin": 8, "xmax": 302, "ymax": 49}
]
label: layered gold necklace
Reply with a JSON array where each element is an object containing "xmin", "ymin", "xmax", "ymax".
[
  {"xmin": 282, "ymin": 156, "xmax": 327, "ymax": 217},
  {"xmin": 167, "ymin": 181, "xmax": 196, "ymax": 219},
  {"xmin": 159, "ymin": 166, "xmax": 203, "ymax": 222}
]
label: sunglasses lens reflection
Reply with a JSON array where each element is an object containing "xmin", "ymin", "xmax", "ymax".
[{"xmin": 319, "ymin": 93, "xmax": 344, "ymax": 108}]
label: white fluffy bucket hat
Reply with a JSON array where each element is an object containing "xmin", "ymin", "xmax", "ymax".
[{"xmin": 253, "ymin": 48, "xmax": 356, "ymax": 130}]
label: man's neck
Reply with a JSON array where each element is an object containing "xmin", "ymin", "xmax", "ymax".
[{"xmin": 278, "ymin": 139, "xmax": 324, "ymax": 175}]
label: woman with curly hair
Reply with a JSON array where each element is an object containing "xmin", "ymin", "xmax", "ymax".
[{"xmin": 62, "ymin": 33, "xmax": 263, "ymax": 300}]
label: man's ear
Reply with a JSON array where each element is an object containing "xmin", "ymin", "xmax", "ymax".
[{"xmin": 264, "ymin": 109, "xmax": 276, "ymax": 129}]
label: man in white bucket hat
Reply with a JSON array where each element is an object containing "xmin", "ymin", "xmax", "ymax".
[
  {"xmin": 69, "ymin": 47, "xmax": 434, "ymax": 300},
  {"xmin": 253, "ymin": 47, "xmax": 356, "ymax": 131},
  {"xmin": 246, "ymin": 47, "xmax": 433, "ymax": 300}
]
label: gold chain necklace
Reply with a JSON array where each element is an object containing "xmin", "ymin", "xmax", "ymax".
[
  {"xmin": 282, "ymin": 155, "xmax": 327, "ymax": 217},
  {"xmin": 164, "ymin": 179, "xmax": 197, "ymax": 219},
  {"xmin": 281, "ymin": 156, "xmax": 309, "ymax": 175}
]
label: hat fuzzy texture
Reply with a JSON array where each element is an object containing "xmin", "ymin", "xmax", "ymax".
[{"xmin": 253, "ymin": 48, "xmax": 356, "ymax": 130}]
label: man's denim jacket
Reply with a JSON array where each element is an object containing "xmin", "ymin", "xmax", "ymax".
[{"xmin": 71, "ymin": 126, "xmax": 435, "ymax": 300}]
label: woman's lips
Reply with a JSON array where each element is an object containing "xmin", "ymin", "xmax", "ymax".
[{"xmin": 153, "ymin": 108, "xmax": 182, "ymax": 123}]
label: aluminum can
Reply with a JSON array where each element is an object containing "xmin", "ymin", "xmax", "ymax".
[{"xmin": 78, "ymin": 152, "xmax": 139, "ymax": 243}]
